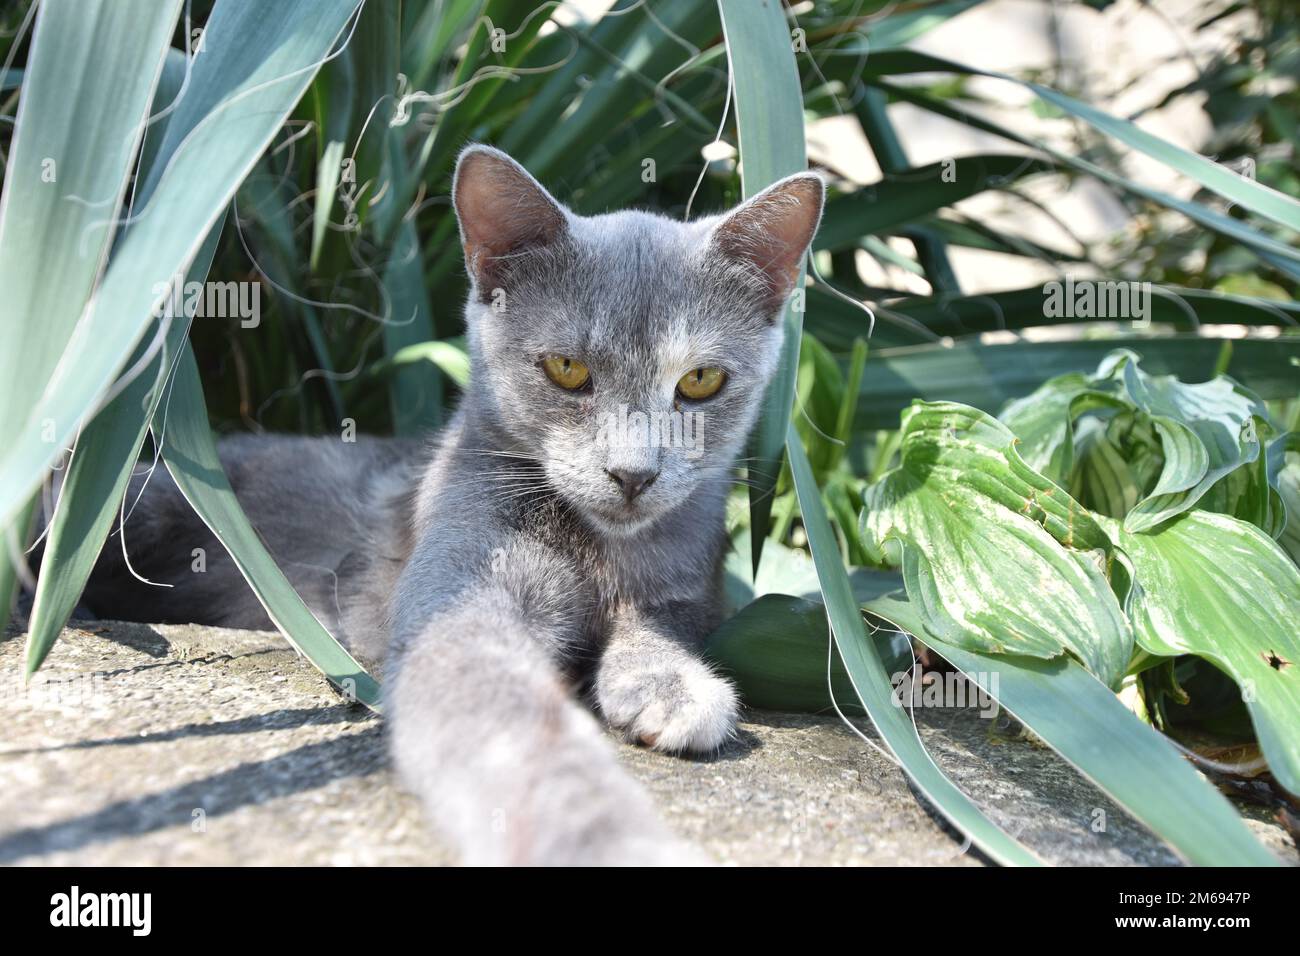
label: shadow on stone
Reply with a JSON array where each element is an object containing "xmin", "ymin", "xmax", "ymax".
[
  {"xmin": 0, "ymin": 725, "xmax": 384, "ymax": 865},
  {"xmin": 3, "ymin": 703, "xmax": 371, "ymax": 757}
]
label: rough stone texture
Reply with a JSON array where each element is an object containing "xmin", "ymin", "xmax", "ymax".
[{"xmin": 1, "ymin": 621, "xmax": 1294, "ymax": 866}]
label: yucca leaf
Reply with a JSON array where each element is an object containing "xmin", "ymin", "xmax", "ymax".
[
  {"xmin": 239, "ymin": 163, "xmax": 344, "ymax": 425},
  {"xmin": 885, "ymin": 285, "xmax": 1300, "ymax": 337},
  {"xmin": 25, "ymin": 223, "xmax": 222, "ymax": 676},
  {"xmin": 815, "ymin": 154, "xmax": 1053, "ymax": 252},
  {"xmin": 1, "ymin": 500, "xmax": 35, "ymax": 639},
  {"xmin": 787, "ymin": 423, "xmax": 1042, "ymax": 865},
  {"xmin": 858, "ymin": 72, "xmax": 1300, "ymax": 272},
  {"xmin": 158, "ymin": 342, "xmax": 380, "ymax": 709},
  {"xmin": 829, "ymin": 48, "xmax": 1300, "ymax": 238},
  {"xmin": 382, "ymin": 218, "xmax": 444, "ymax": 433},
  {"xmin": 0, "ymin": 0, "xmax": 183, "ymax": 528},
  {"xmin": 861, "ymin": 0, "xmax": 989, "ymax": 47},
  {"xmin": 718, "ymin": 0, "xmax": 810, "ymax": 574},
  {"xmin": 0, "ymin": 0, "xmax": 363, "ymax": 531}
]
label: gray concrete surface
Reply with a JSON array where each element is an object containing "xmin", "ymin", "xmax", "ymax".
[{"xmin": 1, "ymin": 620, "xmax": 1294, "ymax": 866}]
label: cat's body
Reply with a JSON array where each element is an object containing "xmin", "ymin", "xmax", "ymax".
[{"xmin": 69, "ymin": 147, "xmax": 824, "ymax": 865}]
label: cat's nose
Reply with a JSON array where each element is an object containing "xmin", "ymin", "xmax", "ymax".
[{"xmin": 605, "ymin": 467, "xmax": 659, "ymax": 502}]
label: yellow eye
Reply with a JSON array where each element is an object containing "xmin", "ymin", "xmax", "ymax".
[
  {"xmin": 542, "ymin": 355, "xmax": 590, "ymax": 390},
  {"xmin": 677, "ymin": 367, "xmax": 726, "ymax": 400}
]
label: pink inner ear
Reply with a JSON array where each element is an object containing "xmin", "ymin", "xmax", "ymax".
[
  {"xmin": 453, "ymin": 149, "xmax": 567, "ymax": 291},
  {"xmin": 713, "ymin": 175, "xmax": 824, "ymax": 306}
]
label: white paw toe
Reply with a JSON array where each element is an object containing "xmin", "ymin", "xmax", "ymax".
[{"xmin": 600, "ymin": 664, "xmax": 739, "ymax": 754}]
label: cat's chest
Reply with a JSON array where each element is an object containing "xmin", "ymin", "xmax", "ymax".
[{"xmin": 521, "ymin": 498, "xmax": 721, "ymax": 616}]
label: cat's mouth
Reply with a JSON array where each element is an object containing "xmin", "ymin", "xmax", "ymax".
[{"xmin": 579, "ymin": 493, "xmax": 668, "ymax": 536}]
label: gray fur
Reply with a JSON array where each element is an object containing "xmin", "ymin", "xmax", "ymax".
[{"xmin": 69, "ymin": 146, "xmax": 824, "ymax": 865}]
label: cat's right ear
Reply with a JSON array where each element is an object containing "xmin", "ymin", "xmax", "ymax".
[{"xmin": 452, "ymin": 145, "xmax": 569, "ymax": 299}]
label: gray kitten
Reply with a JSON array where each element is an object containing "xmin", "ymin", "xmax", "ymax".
[{"xmin": 75, "ymin": 146, "xmax": 824, "ymax": 865}]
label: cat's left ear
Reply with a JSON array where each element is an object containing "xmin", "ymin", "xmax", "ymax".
[{"xmin": 709, "ymin": 172, "xmax": 824, "ymax": 313}]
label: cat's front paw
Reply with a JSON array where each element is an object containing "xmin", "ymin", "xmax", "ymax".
[{"xmin": 597, "ymin": 659, "xmax": 739, "ymax": 754}]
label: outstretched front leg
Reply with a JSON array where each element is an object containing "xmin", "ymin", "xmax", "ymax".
[
  {"xmin": 387, "ymin": 545, "xmax": 705, "ymax": 865},
  {"xmin": 594, "ymin": 602, "xmax": 739, "ymax": 754}
]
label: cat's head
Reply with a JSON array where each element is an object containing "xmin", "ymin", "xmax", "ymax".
[{"xmin": 452, "ymin": 145, "xmax": 823, "ymax": 535}]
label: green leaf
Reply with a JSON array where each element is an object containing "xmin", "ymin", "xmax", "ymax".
[
  {"xmin": 998, "ymin": 373, "xmax": 1125, "ymax": 484},
  {"xmin": 1070, "ymin": 411, "xmax": 1165, "ymax": 521},
  {"xmin": 157, "ymin": 342, "xmax": 380, "ymax": 709},
  {"xmin": 879, "ymin": 285, "xmax": 1300, "ymax": 338},
  {"xmin": 787, "ymin": 423, "xmax": 1042, "ymax": 866},
  {"xmin": 722, "ymin": 529, "xmax": 904, "ymax": 614},
  {"xmin": 707, "ymin": 593, "xmax": 906, "ymax": 717},
  {"xmin": 381, "ymin": 218, "xmax": 444, "ymax": 433},
  {"xmin": 865, "ymin": 594, "xmax": 1281, "ymax": 867},
  {"xmin": 710, "ymin": 584, "xmax": 1280, "ymax": 865},
  {"xmin": 25, "ymin": 223, "xmax": 223, "ymax": 675},
  {"xmin": 0, "ymin": 0, "xmax": 363, "ymax": 530},
  {"xmin": 854, "ymin": 336, "xmax": 1300, "ymax": 433},
  {"xmin": 834, "ymin": 48, "xmax": 1300, "ymax": 238},
  {"xmin": 310, "ymin": 139, "xmax": 346, "ymax": 270},
  {"xmin": 1109, "ymin": 511, "xmax": 1300, "ymax": 795},
  {"xmin": 855, "ymin": 70, "xmax": 1300, "ymax": 272},
  {"xmin": 1273, "ymin": 434, "xmax": 1300, "ymax": 565},
  {"xmin": 719, "ymin": 0, "xmax": 810, "ymax": 574},
  {"xmin": 815, "ymin": 154, "xmax": 1054, "ymax": 252},
  {"xmin": 862, "ymin": 402, "xmax": 1133, "ymax": 686},
  {"xmin": 1, "ymin": 500, "xmax": 36, "ymax": 639},
  {"xmin": 1117, "ymin": 357, "xmax": 1269, "ymax": 531},
  {"xmin": 0, "ymin": 0, "xmax": 183, "ymax": 528},
  {"xmin": 374, "ymin": 339, "xmax": 470, "ymax": 389}
]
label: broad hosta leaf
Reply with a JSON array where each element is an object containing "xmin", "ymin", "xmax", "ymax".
[
  {"xmin": 718, "ymin": 0, "xmax": 809, "ymax": 574},
  {"xmin": 158, "ymin": 343, "xmax": 380, "ymax": 709},
  {"xmin": 999, "ymin": 374, "xmax": 1125, "ymax": 484},
  {"xmin": 862, "ymin": 402, "xmax": 1133, "ymax": 686},
  {"xmin": 1070, "ymin": 412, "xmax": 1166, "ymax": 521},
  {"xmin": 1118, "ymin": 356, "xmax": 1269, "ymax": 531},
  {"xmin": 1200, "ymin": 434, "xmax": 1286, "ymax": 538},
  {"xmin": 0, "ymin": 0, "xmax": 362, "ymax": 531},
  {"xmin": 0, "ymin": 0, "xmax": 182, "ymax": 528},
  {"xmin": 787, "ymin": 424, "xmax": 1041, "ymax": 866},
  {"xmin": 999, "ymin": 349, "xmax": 1284, "ymax": 534},
  {"xmin": 1108, "ymin": 511, "xmax": 1300, "ymax": 795},
  {"xmin": 1273, "ymin": 434, "xmax": 1300, "ymax": 566},
  {"xmin": 706, "ymin": 593, "xmax": 910, "ymax": 717},
  {"xmin": 863, "ymin": 595, "xmax": 1280, "ymax": 867}
]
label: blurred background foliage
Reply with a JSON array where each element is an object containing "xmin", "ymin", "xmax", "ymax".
[{"xmin": 5, "ymin": 0, "xmax": 1291, "ymax": 442}]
